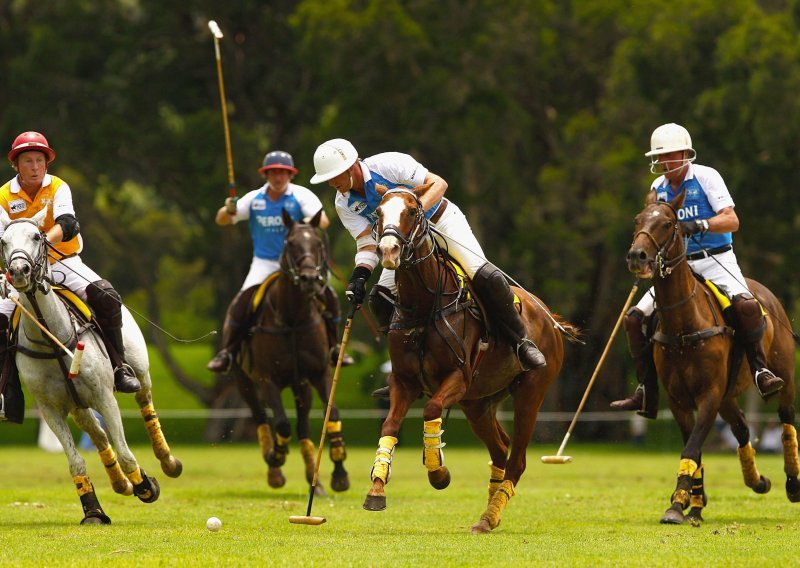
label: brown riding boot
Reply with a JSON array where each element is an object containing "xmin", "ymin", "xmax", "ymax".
[
  {"xmin": 472, "ymin": 263, "xmax": 546, "ymax": 370},
  {"xmin": 207, "ymin": 286, "xmax": 258, "ymax": 373},
  {"xmin": 86, "ymin": 280, "xmax": 141, "ymax": 393},
  {"xmin": 731, "ymin": 295, "xmax": 785, "ymax": 399},
  {"xmin": 321, "ymin": 285, "xmax": 354, "ymax": 367},
  {"xmin": 610, "ymin": 307, "xmax": 659, "ymax": 419}
]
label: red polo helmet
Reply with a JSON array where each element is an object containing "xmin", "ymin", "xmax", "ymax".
[{"xmin": 8, "ymin": 131, "xmax": 56, "ymax": 163}]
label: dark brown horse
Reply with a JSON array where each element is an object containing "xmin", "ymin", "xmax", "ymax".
[
  {"xmin": 627, "ymin": 190, "xmax": 800, "ymax": 524},
  {"xmin": 232, "ymin": 210, "xmax": 349, "ymax": 494},
  {"xmin": 363, "ymin": 186, "xmax": 578, "ymax": 534}
]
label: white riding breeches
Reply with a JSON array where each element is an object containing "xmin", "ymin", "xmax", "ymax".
[
  {"xmin": 0, "ymin": 255, "xmax": 102, "ymax": 318},
  {"xmin": 241, "ymin": 257, "xmax": 280, "ymax": 290},
  {"xmin": 635, "ymin": 249, "xmax": 751, "ymax": 316},
  {"xmin": 376, "ymin": 199, "xmax": 487, "ymax": 293}
]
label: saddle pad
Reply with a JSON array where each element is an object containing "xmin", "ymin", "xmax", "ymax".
[
  {"xmin": 702, "ymin": 278, "xmax": 765, "ymax": 316},
  {"xmin": 444, "ymin": 257, "xmax": 521, "ymax": 313},
  {"xmin": 251, "ymin": 273, "xmax": 280, "ymax": 313},
  {"xmin": 11, "ymin": 287, "xmax": 92, "ymax": 332}
]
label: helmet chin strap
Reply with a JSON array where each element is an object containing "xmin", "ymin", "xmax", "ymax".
[{"xmin": 649, "ymin": 152, "xmax": 696, "ymax": 176}]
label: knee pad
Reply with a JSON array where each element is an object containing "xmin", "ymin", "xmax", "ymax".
[
  {"xmin": 368, "ymin": 285, "xmax": 395, "ymax": 331},
  {"xmin": 86, "ymin": 280, "xmax": 122, "ymax": 326}
]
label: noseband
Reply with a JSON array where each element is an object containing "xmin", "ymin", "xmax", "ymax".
[
  {"xmin": 377, "ymin": 188, "xmax": 434, "ymax": 267},
  {"xmin": 279, "ymin": 226, "xmax": 328, "ymax": 290},
  {"xmin": 1, "ymin": 219, "xmax": 50, "ymax": 291},
  {"xmin": 632, "ymin": 202, "xmax": 686, "ymax": 279}
]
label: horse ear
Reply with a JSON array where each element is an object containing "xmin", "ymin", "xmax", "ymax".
[
  {"xmin": 32, "ymin": 205, "xmax": 48, "ymax": 228},
  {"xmin": 644, "ymin": 190, "xmax": 658, "ymax": 205},
  {"xmin": 670, "ymin": 188, "xmax": 687, "ymax": 210},
  {"xmin": 375, "ymin": 183, "xmax": 389, "ymax": 196},
  {"xmin": 412, "ymin": 182, "xmax": 435, "ymax": 199},
  {"xmin": 282, "ymin": 208, "xmax": 295, "ymax": 230},
  {"xmin": 309, "ymin": 208, "xmax": 323, "ymax": 228}
]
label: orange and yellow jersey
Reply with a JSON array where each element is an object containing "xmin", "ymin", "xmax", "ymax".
[{"xmin": 0, "ymin": 173, "xmax": 82, "ymax": 262}]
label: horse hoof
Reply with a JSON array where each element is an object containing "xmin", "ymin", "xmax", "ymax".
[
  {"xmin": 686, "ymin": 508, "xmax": 704, "ymax": 525},
  {"xmin": 470, "ymin": 519, "xmax": 492, "ymax": 534},
  {"xmin": 267, "ymin": 450, "xmax": 287, "ymax": 468},
  {"xmin": 785, "ymin": 477, "xmax": 800, "ymax": 502},
  {"xmin": 267, "ymin": 468, "xmax": 286, "ymax": 489},
  {"xmin": 428, "ymin": 467, "xmax": 451, "ymax": 490},
  {"xmin": 331, "ymin": 472, "xmax": 350, "ymax": 492},
  {"xmin": 754, "ymin": 475, "xmax": 771, "ymax": 495},
  {"xmin": 80, "ymin": 513, "xmax": 111, "ymax": 525},
  {"xmin": 162, "ymin": 457, "xmax": 183, "ymax": 478},
  {"xmin": 135, "ymin": 476, "xmax": 160, "ymax": 504},
  {"xmin": 660, "ymin": 506, "xmax": 685, "ymax": 525},
  {"xmin": 363, "ymin": 494, "xmax": 386, "ymax": 511},
  {"xmin": 314, "ymin": 483, "xmax": 327, "ymax": 497}
]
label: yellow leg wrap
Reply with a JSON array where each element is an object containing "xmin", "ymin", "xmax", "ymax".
[
  {"xmin": 677, "ymin": 458, "xmax": 698, "ymax": 478},
  {"xmin": 370, "ymin": 436, "xmax": 398, "ymax": 483},
  {"xmin": 127, "ymin": 467, "xmax": 144, "ymax": 486},
  {"xmin": 423, "ymin": 418, "xmax": 445, "ymax": 472},
  {"xmin": 327, "ymin": 420, "xmax": 342, "ymax": 434},
  {"xmin": 782, "ymin": 424, "xmax": 800, "ymax": 477},
  {"xmin": 257, "ymin": 424, "xmax": 274, "ymax": 457},
  {"xmin": 141, "ymin": 403, "xmax": 171, "ymax": 459},
  {"xmin": 73, "ymin": 475, "xmax": 93, "ymax": 497},
  {"xmin": 276, "ymin": 433, "xmax": 292, "ymax": 448},
  {"xmin": 488, "ymin": 461, "xmax": 505, "ymax": 499},
  {"xmin": 689, "ymin": 464, "xmax": 705, "ymax": 509},
  {"xmin": 299, "ymin": 438, "xmax": 315, "ymax": 457},
  {"xmin": 482, "ymin": 479, "xmax": 515, "ymax": 530},
  {"xmin": 327, "ymin": 421, "xmax": 346, "ymax": 462},
  {"xmin": 737, "ymin": 442, "xmax": 761, "ymax": 487},
  {"xmin": 98, "ymin": 447, "xmax": 116, "ymax": 468}
]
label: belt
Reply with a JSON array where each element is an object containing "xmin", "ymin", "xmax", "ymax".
[
  {"xmin": 429, "ymin": 199, "xmax": 449, "ymax": 224},
  {"xmin": 686, "ymin": 244, "xmax": 732, "ymax": 261}
]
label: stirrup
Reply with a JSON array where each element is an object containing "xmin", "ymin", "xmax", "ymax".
[
  {"xmin": 516, "ymin": 338, "xmax": 546, "ymax": 371},
  {"xmin": 754, "ymin": 369, "xmax": 784, "ymax": 399},
  {"xmin": 114, "ymin": 364, "xmax": 141, "ymax": 393}
]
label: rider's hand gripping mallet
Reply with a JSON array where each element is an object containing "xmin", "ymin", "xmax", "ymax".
[
  {"xmin": 541, "ymin": 280, "xmax": 640, "ymax": 464},
  {"xmin": 289, "ymin": 302, "xmax": 357, "ymax": 525},
  {"xmin": 208, "ymin": 20, "xmax": 237, "ymax": 214}
]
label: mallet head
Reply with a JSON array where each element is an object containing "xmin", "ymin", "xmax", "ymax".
[
  {"xmin": 208, "ymin": 20, "xmax": 224, "ymax": 39},
  {"xmin": 289, "ymin": 515, "xmax": 326, "ymax": 526},
  {"xmin": 540, "ymin": 455, "xmax": 573, "ymax": 464}
]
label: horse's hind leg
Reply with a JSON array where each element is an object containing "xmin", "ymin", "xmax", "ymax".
[
  {"xmin": 460, "ymin": 399, "xmax": 509, "ymax": 505},
  {"xmin": 72, "ymin": 408, "xmax": 132, "ymax": 496},
  {"xmin": 42, "ymin": 408, "xmax": 111, "ymax": 525},
  {"xmin": 134, "ymin": 379, "xmax": 182, "ymax": 478},
  {"xmin": 311, "ymin": 372, "xmax": 349, "ymax": 492},
  {"xmin": 776, "ymin": 388, "xmax": 800, "ymax": 502},
  {"xmin": 259, "ymin": 378, "xmax": 288, "ymax": 488},
  {"xmin": 292, "ymin": 381, "xmax": 326, "ymax": 496},
  {"xmin": 719, "ymin": 400, "xmax": 771, "ymax": 495}
]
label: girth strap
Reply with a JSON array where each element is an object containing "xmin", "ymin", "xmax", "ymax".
[{"xmin": 652, "ymin": 325, "xmax": 734, "ymax": 347}]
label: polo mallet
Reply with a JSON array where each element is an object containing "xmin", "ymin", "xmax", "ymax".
[
  {"xmin": 289, "ymin": 302, "xmax": 357, "ymax": 525},
  {"xmin": 208, "ymin": 20, "xmax": 237, "ymax": 212},
  {"xmin": 541, "ymin": 280, "xmax": 639, "ymax": 464}
]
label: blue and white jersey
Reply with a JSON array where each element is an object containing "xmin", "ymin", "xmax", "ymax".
[
  {"xmin": 232, "ymin": 183, "xmax": 324, "ymax": 261},
  {"xmin": 652, "ymin": 163, "xmax": 735, "ymax": 254},
  {"xmin": 334, "ymin": 152, "xmax": 442, "ymax": 240}
]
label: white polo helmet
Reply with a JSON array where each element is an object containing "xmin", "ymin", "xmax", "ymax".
[
  {"xmin": 310, "ymin": 138, "xmax": 358, "ymax": 184},
  {"xmin": 645, "ymin": 123, "xmax": 696, "ymax": 174}
]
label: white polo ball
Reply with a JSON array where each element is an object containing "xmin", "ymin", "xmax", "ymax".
[{"xmin": 206, "ymin": 516, "xmax": 222, "ymax": 532}]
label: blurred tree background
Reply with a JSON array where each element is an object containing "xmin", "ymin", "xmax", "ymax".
[{"xmin": 2, "ymin": 0, "xmax": 800, "ymax": 441}]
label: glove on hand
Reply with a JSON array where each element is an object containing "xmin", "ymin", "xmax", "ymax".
[
  {"xmin": 680, "ymin": 219, "xmax": 708, "ymax": 236},
  {"xmin": 225, "ymin": 197, "xmax": 237, "ymax": 215},
  {"xmin": 346, "ymin": 266, "xmax": 372, "ymax": 306}
]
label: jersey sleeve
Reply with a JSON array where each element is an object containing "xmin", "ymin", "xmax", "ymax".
[
  {"xmin": 292, "ymin": 185, "xmax": 325, "ymax": 219},
  {"xmin": 367, "ymin": 152, "xmax": 429, "ymax": 187},
  {"xmin": 696, "ymin": 166, "xmax": 735, "ymax": 212},
  {"xmin": 233, "ymin": 188, "xmax": 261, "ymax": 221},
  {"xmin": 335, "ymin": 194, "xmax": 371, "ymax": 240},
  {"xmin": 52, "ymin": 181, "xmax": 77, "ymax": 218}
]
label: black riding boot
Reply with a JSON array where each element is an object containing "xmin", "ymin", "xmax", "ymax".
[
  {"xmin": 86, "ymin": 280, "xmax": 141, "ymax": 393},
  {"xmin": 0, "ymin": 313, "xmax": 24, "ymax": 423},
  {"xmin": 610, "ymin": 307, "xmax": 659, "ymax": 419},
  {"xmin": 321, "ymin": 285, "xmax": 353, "ymax": 367},
  {"xmin": 207, "ymin": 286, "xmax": 258, "ymax": 373},
  {"xmin": 369, "ymin": 285, "xmax": 396, "ymax": 399},
  {"xmin": 472, "ymin": 263, "xmax": 546, "ymax": 371},
  {"xmin": 731, "ymin": 295, "xmax": 785, "ymax": 399}
]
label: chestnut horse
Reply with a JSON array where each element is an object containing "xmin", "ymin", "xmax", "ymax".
[
  {"xmin": 232, "ymin": 210, "xmax": 349, "ymax": 494},
  {"xmin": 363, "ymin": 186, "xmax": 578, "ymax": 534},
  {"xmin": 627, "ymin": 190, "xmax": 800, "ymax": 524}
]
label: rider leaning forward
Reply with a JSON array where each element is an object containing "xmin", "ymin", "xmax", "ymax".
[
  {"xmin": 611, "ymin": 123, "xmax": 784, "ymax": 418},
  {"xmin": 207, "ymin": 150, "xmax": 352, "ymax": 373},
  {"xmin": 309, "ymin": 138, "xmax": 547, "ymax": 388},
  {"xmin": 0, "ymin": 131, "xmax": 140, "ymax": 395}
]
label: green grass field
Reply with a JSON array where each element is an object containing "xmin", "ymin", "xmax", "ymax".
[{"xmin": 0, "ymin": 443, "xmax": 798, "ymax": 567}]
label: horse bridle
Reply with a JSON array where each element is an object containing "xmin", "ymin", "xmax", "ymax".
[
  {"xmin": 376, "ymin": 188, "xmax": 435, "ymax": 267},
  {"xmin": 1, "ymin": 219, "xmax": 50, "ymax": 293},
  {"xmin": 279, "ymin": 225, "xmax": 328, "ymax": 290},
  {"xmin": 632, "ymin": 201, "xmax": 687, "ymax": 279}
]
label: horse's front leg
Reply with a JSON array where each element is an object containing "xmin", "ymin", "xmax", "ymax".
[
  {"xmin": 310, "ymin": 370, "xmax": 350, "ymax": 492},
  {"xmin": 662, "ymin": 393, "xmax": 719, "ymax": 525},
  {"xmin": 776, "ymin": 394, "xmax": 800, "ymax": 501},
  {"xmin": 72, "ymin": 408, "xmax": 132, "ymax": 496},
  {"xmin": 260, "ymin": 378, "xmax": 289, "ymax": 489},
  {"xmin": 134, "ymin": 378, "xmax": 182, "ymax": 478},
  {"xmin": 423, "ymin": 369, "xmax": 468, "ymax": 490},
  {"xmin": 363, "ymin": 373, "xmax": 421, "ymax": 512},
  {"xmin": 292, "ymin": 380, "xmax": 326, "ymax": 496},
  {"xmin": 41, "ymin": 407, "xmax": 111, "ymax": 525}
]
